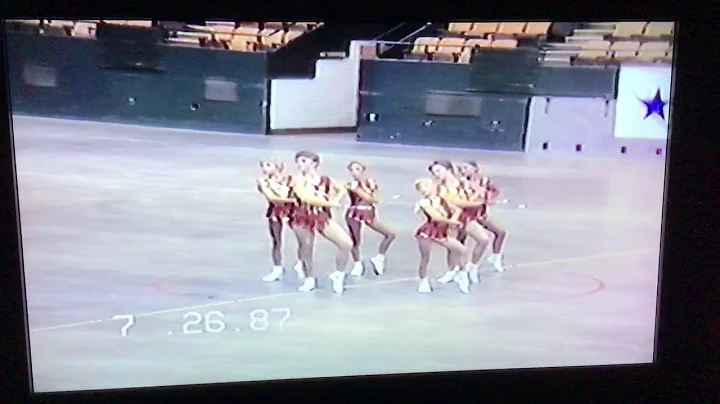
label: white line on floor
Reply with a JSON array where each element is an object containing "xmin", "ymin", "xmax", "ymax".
[{"xmin": 28, "ymin": 248, "xmax": 655, "ymax": 333}]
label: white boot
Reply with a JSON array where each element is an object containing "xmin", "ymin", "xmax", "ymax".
[
  {"xmin": 329, "ymin": 271, "xmax": 347, "ymax": 294},
  {"xmin": 293, "ymin": 260, "xmax": 306, "ymax": 280},
  {"xmin": 262, "ymin": 266, "xmax": 284, "ymax": 282},
  {"xmin": 454, "ymin": 270, "xmax": 470, "ymax": 294},
  {"xmin": 467, "ymin": 263, "xmax": 481, "ymax": 284},
  {"xmin": 437, "ymin": 267, "xmax": 460, "ymax": 284},
  {"xmin": 418, "ymin": 278, "xmax": 432, "ymax": 293},
  {"xmin": 487, "ymin": 254, "xmax": 505, "ymax": 272},
  {"xmin": 370, "ymin": 254, "xmax": 386, "ymax": 275},
  {"xmin": 298, "ymin": 277, "xmax": 316, "ymax": 292},
  {"xmin": 350, "ymin": 261, "xmax": 364, "ymax": 276}
]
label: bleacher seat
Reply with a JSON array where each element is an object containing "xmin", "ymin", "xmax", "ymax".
[
  {"xmin": 496, "ymin": 22, "xmax": 527, "ymax": 36},
  {"xmin": 433, "ymin": 37, "xmax": 466, "ymax": 61},
  {"xmin": 636, "ymin": 41, "xmax": 671, "ymax": 63},
  {"xmin": 292, "ymin": 22, "xmax": 319, "ymax": 30},
  {"xmin": 639, "ymin": 41, "xmax": 670, "ymax": 52},
  {"xmin": 283, "ymin": 30, "xmax": 303, "ymax": 44},
  {"xmin": 409, "ymin": 37, "xmax": 439, "ymax": 60},
  {"xmin": 610, "ymin": 40, "xmax": 640, "ymax": 60},
  {"xmin": 125, "ymin": 20, "xmax": 153, "ymax": 27},
  {"xmin": 465, "ymin": 38, "xmax": 492, "ymax": 49},
  {"xmin": 238, "ymin": 22, "xmax": 260, "ymax": 29},
  {"xmin": 457, "ymin": 47, "xmax": 473, "ymax": 64},
  {"xmin": 210, "ymin": 25, "xmax": 235, "ymax": 47},
  {"xmin": 613, "ymin": 22, "xmax": 647, "ymax": 38},
  {"xmin": 490, "ymin": 39, "xmax": 518, "ymax": 49},
  {"xmin": 234, "ymin": 26, "xmax": 259, "ymax": 36},
  {"xmin": 229, "ymin": 35, "xmax": 255, "ymax": 52},
  {"xmin": 523, "ymin": 22, "xmax": 551, "ymax": 36},
  {"xmin": 643, "ymin": 22, "xmax": 674, "ymax": 37},
  {"xmin": 261, "ymin": 30, "xmax": 285, "ymax": 49},
  {"xmin": 47, "ymin": 20, "xmax": 75, "ymax": 28},
  {"xmin": 264, "ymin": 22, "xmax": 285, "ymax": 30},
  {"xmin": 72, "ymin": 22, "xmax": 97, "ymax": 38},
  {"xmin": 576, "ymin": 40, "xmax": 610, "ymax": 61},
  {"xmin": 466, "ymin": 22, "xmax": 498, "ymax": 37},
  {"xmin": 448, "ymin": 22, "xmax": 473, "ymax": 34}
]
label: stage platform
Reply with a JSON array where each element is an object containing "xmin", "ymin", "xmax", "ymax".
[{"xmin": 13, "ymin": 115, "xmax": 665, "ymax": 392}]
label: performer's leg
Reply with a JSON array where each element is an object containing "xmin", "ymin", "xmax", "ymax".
[
  {"xmin": 365, "ymin": 219, "xmax": 396, "ymax": 274},
  {"xmin": 294, "ymin": 225, "xmax": 317, "ymax": 292},
  {"xmin": 270, "ymin": 220, "xmax": 283, "ymax": 266},
  {"xmin": 346, "ymin": 214, "xmax": 364, "ymax": 276},
  {"xmin": 319, "ymin": 220, "xmax": 353, "ymax": 294},
  {"xmin": 290, "ymin": 224, "xmax": 305, "ymax": 279},
  {"xmin": 464, "ymin": 221, "xmax": 491, "ymax": 283},
  {"xmin": 416, "ymin": 237, "xmax": 433, "ymax": 292},
  {"xmin": 480, "ymin": 217, "xmax": 508, "ymax": 271},
  {"xmin": 437, "ymin": 237, "xmax": 471, "ymax": 294},
  {"xmin": 439, "ymin": 226, "xmax": 464, "ymax": 284},
  {"xmin": 262, "ymin": 220, "xmax": 285, "ymax": 282}
]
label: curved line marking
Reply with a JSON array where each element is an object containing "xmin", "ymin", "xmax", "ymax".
[{"xmin": 30, "ymin": 249, "xmax": 654, "ymax": 333}]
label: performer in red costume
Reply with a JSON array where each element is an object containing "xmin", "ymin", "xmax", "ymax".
[
  {"xmin": 290, "ymin": 150, "xmax": 353, "ymax": 294},
  {"xmin": 428, "ymin": 160, "xmax": 491, "ymax": 285},
  {"xmin": 256, "ymin": 161, "xmax": 304, "ymax": 282},
  {"xmin": 413, "ymin": 179, "xmax": 470, "ymax": 293},
  {"xmin": 344, "ymin": 161, "xmax": 396, "ymax": 277},
  {"xmin": 457, "ymin": 161, "xmax": 508, "ymax": 273}
]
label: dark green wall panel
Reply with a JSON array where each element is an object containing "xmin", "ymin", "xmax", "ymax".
[
  {"xmin": 6, "ymin": 32, "xmax": 268, "ymax": 134},
  {"xmin": 535, "ymin": 65, "xmax": 618, "ymax": 99},
  {"xmin": 358, "ymin": 61, "xmax": 528, "ymax": 151}
]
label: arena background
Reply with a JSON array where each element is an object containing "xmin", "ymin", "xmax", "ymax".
[{"xmin": 5, "ymin": 20, "xmax": 670, "ymax": 392}]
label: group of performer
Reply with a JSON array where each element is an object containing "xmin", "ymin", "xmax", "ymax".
[{"xmin": 256, "ymin": 150, "xmax": 507, "ymax": 295}]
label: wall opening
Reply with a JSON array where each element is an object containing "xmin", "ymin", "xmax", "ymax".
[
  {"xmin": 575, "ymin": 144, "xmax": 583, "ymax": 152},
  {"xmin": 541, "ymin": 142, "xmax": 549, "ymax": 150},
  {"xmin": 620, "ymin": 146, "xmax": 627, "ymax": 154},
  {"xmin": 23, "ymin": 64, "xmax": 57, "ymax": 87}
]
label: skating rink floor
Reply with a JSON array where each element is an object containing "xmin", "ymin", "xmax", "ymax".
[{"xmin": 13, "ymin": 116, "xmax": 665, "ymax": 392}]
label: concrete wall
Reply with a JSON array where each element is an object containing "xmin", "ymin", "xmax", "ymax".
[
  {"xmin": 526, "ymin": 96, "xmax": 667, "ymax": 158},
  {"xmin": 269, "ymin": 55, "xmax": 359, "ymax": 131},
  {"xmin": 6, "ymin": 32, "xmax": 268, "ymax": 134}
]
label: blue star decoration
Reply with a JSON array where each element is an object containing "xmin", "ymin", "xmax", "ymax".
[{"xmin": 640, "ymin": 89, "xmax": 668, "ymax": 120}]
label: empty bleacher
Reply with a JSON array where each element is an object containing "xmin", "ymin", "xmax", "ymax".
[
  {"xmin": 4, "ymin": 19, "xmax": 323, "ymax": 53},
  {"xmin": 403, "ymin": 22, "xmax": 551, "ymax": 63},
  {"xmin": 543, "ymin": 21, "xmax": 674, "ymax": 65}
]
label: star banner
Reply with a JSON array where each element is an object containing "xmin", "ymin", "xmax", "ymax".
[{"xmin": 613, "ymin": 65, "xmax": 673, "ymax": 139}]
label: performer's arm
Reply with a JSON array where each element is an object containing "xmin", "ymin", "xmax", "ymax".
[
  {"xmin": 328, "ymin": 178, "xmax": 347, "ymax": 205},
  {"xmin": 257, "ymin": 179, "xmax": 295, "ymax": 204},
  {"xmin": 441, "ymin": 194, "xmax": 482, "ymax": 209},
  {"xmin": 291, "ymin": 179, "xmax": 340, "ymax": 208},
  {"xmin": 486, "ymin": 181, "xmax": 500, "ymax": 202},
  {"xmin": 464, "ymin": 182, "xmax": 489, "ymax": 207},
  {"xmin": 348, "ymin": 179, "xmax": 379, "ymax": 204},
  {"xmin": 419, "ymin": 200, "xmax": 461, "ymax": 225}
]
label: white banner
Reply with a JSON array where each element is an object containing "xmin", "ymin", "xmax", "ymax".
[{"xmin": 613, "ymin": 65, "xmax": 672, "ymax": 139}]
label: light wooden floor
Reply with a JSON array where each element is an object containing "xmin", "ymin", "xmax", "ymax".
[{"xmin": 13, "ymin": 116, "xmax": 665, "ymax": 392}]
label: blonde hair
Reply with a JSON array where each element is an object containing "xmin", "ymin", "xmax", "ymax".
[{"xmin": 415, "ymin": 178, "xmax": 433, "ymax": 191}]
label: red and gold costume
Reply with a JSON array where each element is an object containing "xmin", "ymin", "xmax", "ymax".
[
  {"xmin": 290, "ymin": 175, "xmax": 332, "ymax": 232},
  {"xmin": 345, "ymin": 178, "xmax": 378, "ymax": 224},
  {"xmin": 415, "ymin": 197, "xmax": 453, "ymax": 242},
  {"xmin": 258, "ymin": 175, "xmax": 295, "ymax": 222},
  {"xmin": 439, "ymin": 178, "xmax": 479, "ymax": 225},
  {"xmin": 467, "ymin": 174, "xmax": 499, "ymax": 220}
]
